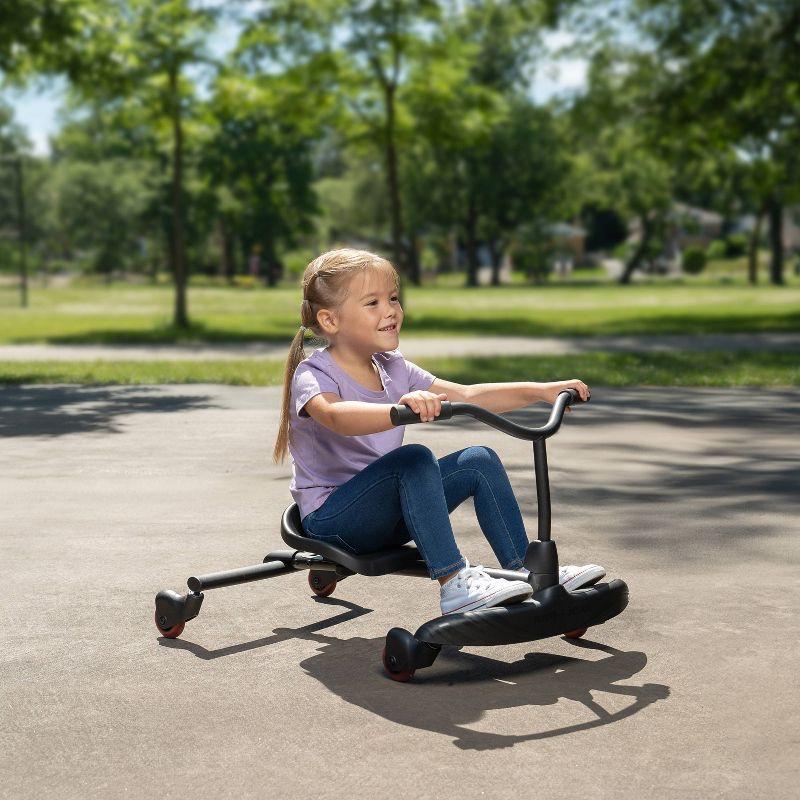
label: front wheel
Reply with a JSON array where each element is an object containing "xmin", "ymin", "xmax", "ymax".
[{"xmin": 382, "ymin": 646, "xmax": 415, "ymax": 682}]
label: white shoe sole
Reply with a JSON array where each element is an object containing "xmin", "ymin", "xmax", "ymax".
[
  {"xmin": 441, "ymin": 582, "xmax": 533, "ymax": 615},
  {"xmin": 561, "ymin": 565, "xmax": 606, "ymax": 592}
]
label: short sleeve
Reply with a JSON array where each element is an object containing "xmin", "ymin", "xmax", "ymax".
[
  {"xmin": 293, "ymin": 364, "xmax": 341, "ymax": 418},
  {"xmin": 405, "ymin": 357, "xmax": 436, "ymax": 393}
]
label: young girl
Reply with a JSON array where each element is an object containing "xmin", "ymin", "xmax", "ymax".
[{"xmin": 273, "ymin": 249, "xmax": 605, "ymax": 616}]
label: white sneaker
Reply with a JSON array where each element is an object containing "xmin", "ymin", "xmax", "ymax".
[
  {"xmin": 519, "ymin": 563, "xmax": 606, "ymax": 591},
  {"xmin": 440, "ymin": 560, "xmax": 533, "ymax": 615}
]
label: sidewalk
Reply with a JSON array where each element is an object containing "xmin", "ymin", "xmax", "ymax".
[{"xmin": 0, "ymin": 332, "xmax": 797, "ymax": 361}]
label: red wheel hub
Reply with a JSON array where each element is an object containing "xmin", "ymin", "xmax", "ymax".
[
  {"xmin": 154, "ymin": 609, "xmax": 185, "ymax": 639},
  {"xmin": 382, "ymin": 646, "xmax": 415, "ymax": 682},
  {"xmin": 308, "ymin": 572, "xmax": 336, "ymax": 597}
]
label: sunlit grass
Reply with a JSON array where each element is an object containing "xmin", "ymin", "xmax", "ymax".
[
  {"xmin": 0, "ymin": 264, "xmax": 798, "ymax": 344},
  {"xmin": 1, "ymin": 350, "xmax": 796, "ymax": 387}
]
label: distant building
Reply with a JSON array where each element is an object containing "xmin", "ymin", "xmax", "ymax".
[
  {"xmin": 627, "ymin": 202, "xmax": 724, "ymax": 273},
  {"xmin": 736, "ymin": 206, "xmax": 800, "ymax": 253}
]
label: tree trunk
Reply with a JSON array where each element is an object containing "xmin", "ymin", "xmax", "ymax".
[
  {"xmin": 169, "ymin": 62, "xmax": 189, "ymax": 328},
  {"xmin": 218, "ymin": 217, "xmax": 233, "ymax": 281},
  {"xmin": 464, "ymin": 192, "xmax": 479, "ymax": 288},
  {"xmin": 488, "ymin": 237, "xmax": 502, "ymax": 286},
  {"xmin": 262, "ymin": 239, "xmax": 279, "ymax": 287},
  {"xmin": 620, "ymin": 214, "xmax": 652, "ymax": 285},
  {"xmin": 406, "ymin": 231, "xmax": 421, "ymax": 284},
  {"xmin": 448, "ymin": 227, "xmax": 458, "ymax": 272},
  {"xmin": 747, "ymin": 202, "xmax": 766, "ymax": 285},
  {"xmin": 383, "ymin": 83, "xmax": 410, "ymax": 280},
  {"xmin": 13, "ymin": 157, "xmax": 28, "ymax": 308},
  {"xmin": 768, "ymin": 197, "xmax": 785, "ymax": 286}
]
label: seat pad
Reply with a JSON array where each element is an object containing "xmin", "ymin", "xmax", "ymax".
[{"xmin": 280, "ymin": 503, "xmax": 425, "ymax": 577}]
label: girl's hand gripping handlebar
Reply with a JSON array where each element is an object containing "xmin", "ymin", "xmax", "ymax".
[{"xmin": 389, "ymin": 389, "xmax": 588, "ymax": 443}]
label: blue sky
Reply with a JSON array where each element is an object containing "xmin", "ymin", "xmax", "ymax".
[{"xmin": 6, "ymin": 26, "xmax": 587, "ymax": 156}]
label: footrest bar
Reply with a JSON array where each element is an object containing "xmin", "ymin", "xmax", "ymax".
[{"xmin": 188, "ymin": 560, "xmax": 294, "ymax": 592}]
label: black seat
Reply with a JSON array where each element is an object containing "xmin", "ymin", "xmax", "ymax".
[{"xmin": 280, "ymin": 503, "xmax": 425, "ymax": 577}]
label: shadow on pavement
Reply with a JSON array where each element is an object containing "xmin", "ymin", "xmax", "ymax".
[
  {"xmin": 507, "ymin": 386, "xmax": 800, "ymax": 433},
  {"xmin": 159, "ymin": 597, "xmax": 668, "ymax": 749},
  {"xmin": 493, "ymin": 389, "xmax": 799, "ymax": 555},
  {"xmin": 0, "ymin": 385, "xmax": 218, "ymax": 437}
]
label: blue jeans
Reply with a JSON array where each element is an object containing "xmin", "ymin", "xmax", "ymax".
[{"xmin": 301, "ymin": 443, "xmax": 530, "ymax": 580}]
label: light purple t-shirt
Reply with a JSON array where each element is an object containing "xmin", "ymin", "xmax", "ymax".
[{"xmin": 288, "ymin": 346, "xmax": 437, "ymax": 521}]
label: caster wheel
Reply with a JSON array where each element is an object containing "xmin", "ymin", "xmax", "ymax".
[
  {"xmin": 155, "ymin": 609, "xmax": 185, "ymax": 639},
  {"xmin": 564, "ymin": 627, "xmax": 588, "ymax": 639},
  {"xmin": 308, "ymin": 571, "xmax": 336, "ymax": 597},
  {"xmin": 382, "ymin": 646, "xmax": 415, "ymax": 682}
]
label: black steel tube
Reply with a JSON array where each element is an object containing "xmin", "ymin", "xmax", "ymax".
[
  {"xmin": 533, "ymin": 440, "xmax": 551, "ymax": 541},
  {"xmin": 389, "ymin": 389, "xmax": 581, "ymax": 442},
  {"xmin": 188, "ymin": 559, "xmax": 294, "ymax": 592}
]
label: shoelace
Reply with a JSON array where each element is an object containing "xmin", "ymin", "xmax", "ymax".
[{"xmin": 454, "ymin": 564, "xmax": 493, "ymax": 591}]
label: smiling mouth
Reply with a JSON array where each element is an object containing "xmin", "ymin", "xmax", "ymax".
[{"xmin": 379, "ymin": 324, "xmax": 398, "ymax": 332}]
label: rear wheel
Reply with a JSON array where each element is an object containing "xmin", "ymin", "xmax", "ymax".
[
  {"xmin": 308, "ymin": 571, "xmax": 336, "ymax": 597},
  {"xmin": 564, "ymin": 627, "xmax": 588, "ymax": 639}
]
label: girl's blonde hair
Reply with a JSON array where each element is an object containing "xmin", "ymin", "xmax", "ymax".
[{"xmin": 272, "ymin": 248, "xmax": 400, "ymax": 464}]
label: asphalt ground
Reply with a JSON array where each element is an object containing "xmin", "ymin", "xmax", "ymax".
[{"xmin": 1, "ymin": 385, "xmax": 798, "ymax": 799}]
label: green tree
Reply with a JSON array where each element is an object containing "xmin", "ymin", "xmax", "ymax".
[
  {"xmin": 0, "ymin": 1, "xmax": 83, "ymax": 74},
  {"xmin": 197, "ymin": 69, "xmax": 323, "ymax": 284},
  {"xmin": 50, "ymin": 158, "xmax": 159, "ymax": 278},
  {"xmin": 405, "ymin": 1, "xmax": 575, "ymax": 286},
  {"xmin": 627, "ymin": 0, "xmax": 800, "ymax": 285},
  {"xmin": 0, "ymin": 102, "xmax": 33, "ymax": 305},
  {"xmin": 239, "ymin": 0, "xmax": 444, "ymax": 287},
  {"xmin": 38, "ymin": 0, "xmax": 219, "ymax": 325},
  {"xmin": 567, "ymin": 48, "xmax": 673, "ymax": 284}
]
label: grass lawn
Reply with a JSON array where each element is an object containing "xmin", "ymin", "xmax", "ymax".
[
  {"xmin": 1, "ymin": 351, "xmax": 797, "ymax": 387},
  {"xmin": 0, "ymin": 264, "xmax": 798, "ymax": 344}
]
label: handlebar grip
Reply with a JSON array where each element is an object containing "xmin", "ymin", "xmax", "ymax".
[
  {"xmin": 562, "ymin": 388, "xmax": 589, "ymax": 405},
  {"xmin": 390, "ymin": 401, "xmax": 455, "ymax": 426}
]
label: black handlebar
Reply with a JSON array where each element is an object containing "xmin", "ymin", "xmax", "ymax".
[{"xmin": 389, "ymin": 389, "xmax": 587, "ymax": 442}]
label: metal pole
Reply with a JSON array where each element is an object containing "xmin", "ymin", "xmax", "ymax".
[{"xmin": 533, "ymin": 439, "xmax": 551, "ymax": 541}]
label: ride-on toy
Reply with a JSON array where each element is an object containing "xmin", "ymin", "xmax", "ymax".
[{"xmin": 155, "ymin": 389, "xmax": 629, "ymax": 681}]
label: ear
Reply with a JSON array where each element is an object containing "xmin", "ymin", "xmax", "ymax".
[{"xmin": 316, "ymin": 308, "xmax": 339, "ymax": 336}]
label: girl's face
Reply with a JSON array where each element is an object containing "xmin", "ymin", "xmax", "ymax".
[{"xmin": 337, "ymin": 271, "xmax": 403, "ymax": 352}]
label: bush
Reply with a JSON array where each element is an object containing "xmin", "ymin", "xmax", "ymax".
[
  {"xmin": 725, "ymin": 233, "xmax": 747, "ymax": 258},
  {"xmin": 682, "ymin": 246, "xmax": 707, "ymax": 274},
  {"xmin": 283, "ymin": 248, "xmax": 317, "ymax": 281},
  {"xmin": 612, "ymin": 241, "xmax": 632, "ymax": 260},
  {"xmin": 513, "ymin": 223, "xmax": 555, "ymax": 283},
  {"xmin": 706, "ymin": 239, "xmax": 727, "ymax": 260}
]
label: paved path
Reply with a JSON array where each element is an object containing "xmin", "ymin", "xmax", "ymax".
[
  {"xmin": 0, "ymin": 331, "xmax": 797, "ymax": 361},
  {"xmin": 1, "ymin": 385, "xmax": 797, "ymax": 799}
]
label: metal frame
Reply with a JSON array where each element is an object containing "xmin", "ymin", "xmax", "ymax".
[{"xmin": 154, "ymin": 389, "xmax": 629, "ymax": 680}]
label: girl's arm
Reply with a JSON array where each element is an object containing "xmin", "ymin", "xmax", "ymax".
[
  {"xmin": 304, "ymin": 393, "xmax": 397, "ymax": 436},
  {"xmin": 428, "ymin": 377, "xmax": 589, "ymax": 414}
]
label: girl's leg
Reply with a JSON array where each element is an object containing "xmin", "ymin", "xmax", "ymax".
[
  {"xmin": 435, "ymin": 445, "xmax": 530, "ymax": 570},
  {"xmin": 301, "ymin": 443, "xmax": 467, "ymax": 580}
]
